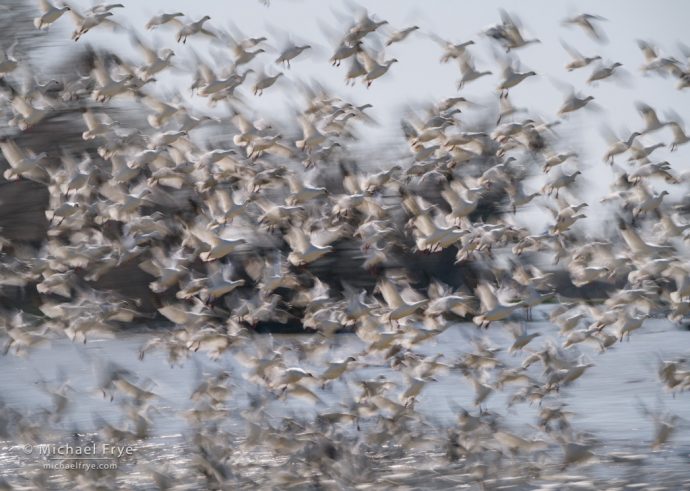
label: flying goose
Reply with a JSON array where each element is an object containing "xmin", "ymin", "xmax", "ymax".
[
  {"xmin": 67, "ymin": 4, "xmax": 119, "ymax": 41},
  {"xmin": 457, "ymin": 53, "xmax": 492, "ymax": 89},
  {"xmin": 0, "ymin": 139, "xmax": 48, "ymax": 183},
  {"xmin": 587, "ymin": 62, "xmax": 622, "ymax": 84},
  {"xmin": 375, "ymin": 278, "xmax": 429, "ymax": 323},
  {"xmin": 253, "ymin": 72, "xmax": 283, "ymax": 96},
  {"xmin": 561, "ymin": 40, "xmax": 602, "ymax": 71},
  {"xmin": 145, "ymin": 12, "xmax": 184, "ymax": 30},
  {"xmin": 176, "ymin": 15, "xmax": 214, "ymax": 44},
  {"xmin": 386, "ymin": 26, "xmax": 419, "ymax": 46},
  {"xmin": 34, "ymin": 0, "xmax": 71, "ymax": 30},
  {"xmin": 563, "ymin": 13, "xmax": 607, "ymax": 41},
  {"xmin": 473, "ymin": 282, "xmax": 524, "ymax": 328},
  {"xmin": 275, "ymin": 44, "xmax": 311, "ymax": 68},
  {"xmin": 359, "ymin": 49, "xmax": 398, "ymax": 88}
]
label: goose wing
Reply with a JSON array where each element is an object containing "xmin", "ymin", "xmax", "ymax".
[
  {"xmin": 0, "ymin": 140, "xmax": 26, "ymax": 168},
  {"xmin": 377, "ymin": 279, "xmax": 403, "ymax": 309},
  {"xmin": 476, "ymin": 282, "xmax": 498, "ymax": 311}
]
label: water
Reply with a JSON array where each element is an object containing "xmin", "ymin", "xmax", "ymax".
[{"xmin": 0, "ymin": 309, "xmax": 689, "ymax": 487}]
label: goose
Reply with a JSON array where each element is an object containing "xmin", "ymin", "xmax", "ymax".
[
  {"xmin": 563, "ymin": 13, "xmax": 607, "ymax": 41},
  {"xmin": 628, "ymin": 162, "xmax": 677, "ymax": 184},
  {"xmin": 359, "ymin": 50, "xmax": 398, "ymax": 88},
  {"xmin": 432, "ymin": 37, "xmax": 475, "ymax": 63},
  {"xmin": 0, "ymin": 139, "xmax": 48, "ymax": 183},
  {"xmin": 207, "ymin": 187, "xmax": 251, "ymax": 226},
  {"xmin": 457, "ymin": 53, "xmax": 492, "ymax": 88},
  {"xmin": 425, "ymin": 287, "xmax": 476, "ymax": 318},
  {"xmin": 145, "ymin": 11, "xmax": 184, "ymax": 30},
  {"xmin": 669, "ymin": 121, "xmax": 690, "ymax": 151},
  {"xmin": 200, "ymin": 264, "xmax": 246, "ymax": 302},
  {"xmin": 142, "ymin": 96, "xmax": 179, "ymax": 129},
  {"xmin": 627, "ymin": 141, "xmax": 665, "ymax": 163},
  {"xmin": 618, "ymin": 219, "xmax": 675, "ymax": 258},
  {"xmin": 507, "ymin": 323, "xmax": 541, "ymax": 352},
  {"xmin": 543, "ymin": 151, "xmax": 577, "ymax": 173},
  {"xmin": 246, "ymin": 134, "xmax": 294, "ymax": 160},
  {"xmin": 506, "ymin": 183, "xmax": 539, "ymax": 214},
  {"xmin": 602, "ymin": 130, "xmax": 640, "ymax": 163},
  {"xmin": 636, "ymin": 102, "xmax": 672, "ymax": 135},
  {"xmin": 570, "ymin": 259, "xmax": 614, "ymax": 286},
  {"xmin": 410, "ymin": 210, "xmax": 466, "ymax": 252},
  {"xmin": 440, "ymin": 180, "xmax": 483, "ymax": 223},
  {"xmin": 176, "ymin": 15, "xmax": 213, "ymax": 44},
  {"xmin": 496, "ymin": 93, "xmax": 527, "ymax": 124},
  {"xmin": 375, "ymin": 279, "xmax": 429, "ymax": 323},
  {"xmin": 587, "ymin": 62, "xmax": 622, "ymax": 84},
  {"xmin": 558, "ymin": 93, "xmax": 594, "ymax": 116},
  {"xmin": 0, "ymin": 41, "xmax": 18, "ymax": 77},
  {"xmin": 386, "ymin": 26, "xmax": 419, "ymax": 46},
  {"xmin": 295, "ymin": 115, "xmax": 326, "ymax": 152},
  {"xmin": 9, "ymin": 94, "xmax": 50, "ymax": 129},
  {"xmin": 541, "ymin": 170, "xmax": 581, "ymax": 198},
  {"xmin": 497, "ymin": 65, "xmax": 536, "ymax": 96},
  {"xmin": 232, "ymin": 45, "xmax": 265, "ymax": 66},
  {"xmin": 199, "ymin": 68, "xmax": 253, "ymax": 97},
  {"xmin": 550, "ymin": 203, "xmax": 587, "ymax": 234},
  {"xmin": 486, "ymin": 10, "xmax": 540, "ymax": 52},
  {"xmin": 81, "ymin": 109, "xmax": 117, "ymax": 139},
  {"xmin": 616, "ymin": 310, "xmax": 647, "ymax": 341},
  {"xmin": 253, "ymin": 72, "xmax": 283, "ymax": 96},
  {"xmin": 189, "ymin": 224, "xmax": 246, "ymax": 262},
  {"xmin": 284, "ymin": 226, "xmax": 334, "ymax": 266},
  {"xmin": 473, "ymin": 282, "xmax": 524, "ymax": 328},
  {"xmin": 275, "ymin": 45, "xmax": 311, "ymax": 68},
  {"xmin": 344, "ymin": 55, "xmax": 366, "ymax": 85},
  {"xmin": 329, "ymin": 40, "xmax": 361, "ymax": 66},
  {"xmin": 319, "ymin": 357, "xmax": 356, "ymax": 386},
  {"xmin": 561, "ymin": 40, "xmax": 601, "ymax": 71},
  {"xmin": 68, "ymin": 6, "xmax": 118, "ymax": 42},
  {"xmin": 133, "ymin": 36, "xmax": 175, "ymax": 80},
  {"xmin": 285, "ymin": 174, "xmax": 327, "ymax": 205},
  {"xmin": 91, "ymin": 58, "xmax": 133, "ymax": 102},
  {"xmin": 346, "ymin": 14, "xmax": 388, "ymax": 43},
  {"xmin": 34, "ymin": 0, "xmax": 71, "ymax": 30}
]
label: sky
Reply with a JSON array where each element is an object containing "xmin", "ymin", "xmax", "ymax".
[{"xmin": 37, "ymin": 0, "xmax": 690, "ymax": 232}]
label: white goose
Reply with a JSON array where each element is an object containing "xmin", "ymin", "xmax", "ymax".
[
  {"xmin": 359, "ymin": 50, "xmax": 398, "ymax": 88},
  {"xmin": 176, "ymin": 15, "xmax": 213, "ymax": 44},
  {"xmin": 275, "ymin": 44, "xmax": 311, "ymax": 68},
  {"xmin": 253, "ymin": 72, "xmax": 283, "ymax": 96},
  {"xmin": 473, "ymin": 282, "xmax": 524, "ymax": 328},
  {"xmin": 68, "ymin": 5, "xmax": 118, "ymax": 42},
  {"xmin": 0, "ymin": 140, "xmax": 47, "ymax": 183},
  {"xmin": 457, "ymin": 53, "xmax": 492, "ymax": 88},
  {"xmin": 34, "ymin": 0, "xmax": 71, "ymax": 30},
  {"xmin": 285, "ymin": 226, "xmax": 334, "ymax": 266},
  {"xmin": 561, "ymin": 41, "xmax": 601, "ymax": 71},
  {"xmin": 386, "ymin": 26, "xmax": 419, "ymax": 46},
  {"xmin": 587, "ymin": 62, "xmax": 622, "ymax": 84},
  {"xmin": 375, "ymin": 279, "xmax": 428, "ymax": 323},
  {"xmin": 636, "ymin": 102, "xmax": 672, "ymax": 135},
  {"xmin": 669, "ymin": 121, "xmax": 690, "ymax": 151},
  {"xmin": 558, "ymin": 93, "xmax": 594, "ymax": 116},
  {"xmin": 145, "ymin": 12, "xmax": 184, "ymax": 30},
  {"xmin": 497, "ymin": 63, "xmax": 536, "ymax": 96},
  {"xmin": 602, "ymin": 129, "xmax": 640, "ymax": 163},
  {"xmin": 0, "ymin": 41, "xmax": 18, "ymax": 77}
]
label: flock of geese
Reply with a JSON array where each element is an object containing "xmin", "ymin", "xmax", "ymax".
[{"xmin": 0, "ymin": 1, "xmax": 689, "ymax": 488}]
